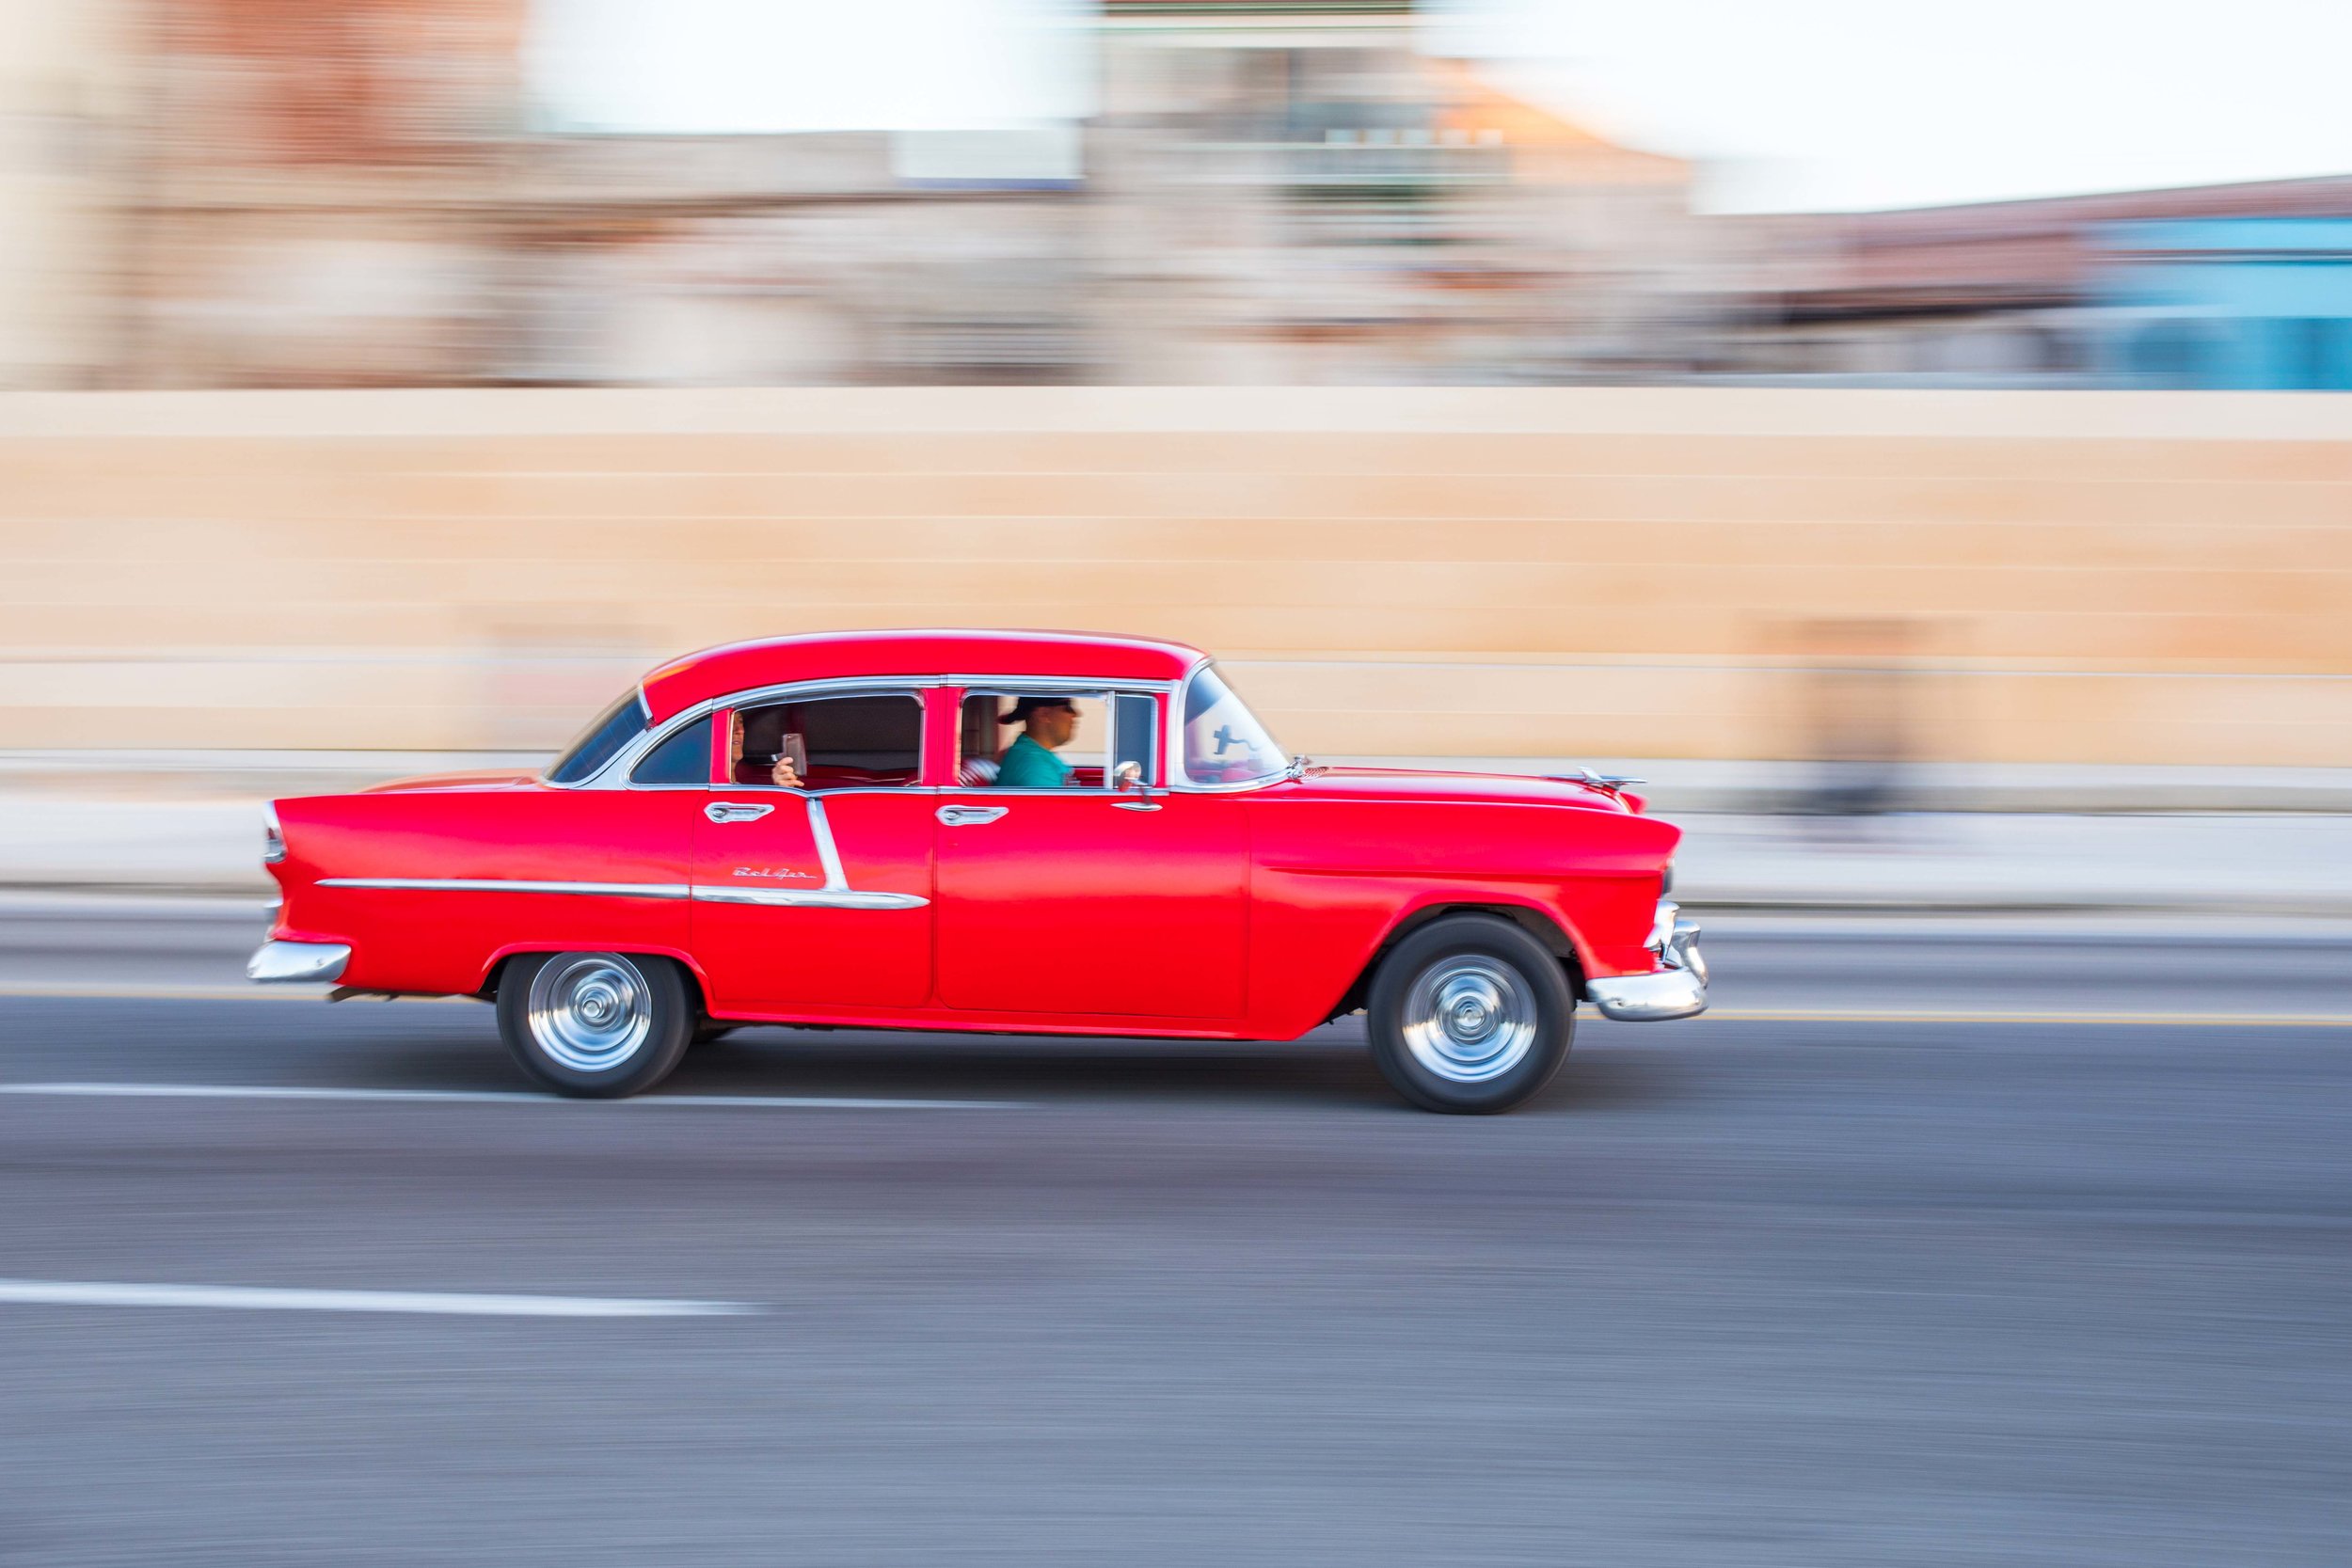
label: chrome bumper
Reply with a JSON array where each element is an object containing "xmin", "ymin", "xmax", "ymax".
[
  {"xmin": 1585, "ymin": 901, "xmax": 1708, "ymax": 1022},
  {"xmin": 246, "ymin": 940, "xmax": 351, "ymax": 984}
]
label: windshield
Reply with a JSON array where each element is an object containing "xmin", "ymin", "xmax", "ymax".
[
  {"xmin": 1181, "ymin": 665, "xmax": 1289, "ymax": 786},
  {"xmin": 546, "ymin": 688, "xmax": 648, "ymax": 784}
]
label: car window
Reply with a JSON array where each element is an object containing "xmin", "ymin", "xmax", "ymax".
[
  {"xmin": 1181, "ymin": 666, "xmax": 1287, "ymax": 786},
  {"xmin": 547, "ymin": 688, "xmax": 647, "ymax": 785},
  {"xmin": 1113, "ymin": 692, "xmax": 1160, "ymax": 784},
  {"xmin": 958, "ymin": 690, "xmax": 1115, "ymax": 789},
  {"xmin": 630, "ymin": 714, "xmax": 713, "ymax": 786},
  {"xmin": 733, "ymin": 693, "xmax": 923, "ymax": 789}
]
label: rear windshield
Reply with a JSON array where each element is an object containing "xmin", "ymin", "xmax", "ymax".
[{"xmin": 546, "ymin": 689, "xmax": 648, "ymax": 784}]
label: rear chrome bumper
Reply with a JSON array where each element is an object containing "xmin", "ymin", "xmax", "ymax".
[
  {"xmin": 246, "ymin": 940, "xmax": 351, "ymax": 984},
  {"xmin": 1585, "ymin": 901, "xmax": 1708, "ymax": 1022}
]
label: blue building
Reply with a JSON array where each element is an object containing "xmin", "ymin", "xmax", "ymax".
[{"xmin": 2096, "ymin": 218, "xmax": 2352, "ymax": 389}]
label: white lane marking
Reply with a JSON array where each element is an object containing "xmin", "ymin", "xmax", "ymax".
[
  {"xmin": 1692, "ymin": 1008, "xmax": 2352, "ymax": 1027},
  {"xmin": 0, "ymin": 981, "xmax": 347, "ymax": 1003},
  {"xmin": 0, "ymin": 1278, "xmax": 754, "ymax": 1318},
  {"xmin": 0, "ymin": 1082, "xmax": 1022, "ymax": 1110}
]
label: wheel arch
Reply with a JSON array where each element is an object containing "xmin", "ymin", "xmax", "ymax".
[
  {"xmin": 1319, "ymin": 898, "xmax": 1590, "ymax": 1026},
  {"xmin": 477, "ymin": 942, "xmax": 713, "ymax": 1014}
]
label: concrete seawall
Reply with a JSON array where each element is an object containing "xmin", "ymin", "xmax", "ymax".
[{"xmin": 4, "ymin": 387, "xmax": 2347, "ymax": 766}]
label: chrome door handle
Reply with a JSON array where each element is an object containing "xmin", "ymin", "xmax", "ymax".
[
  {"xmin": 937, "ymin": 804, "xmax": 1009, "ymax": 827},
  {"xmin": 705, "ymin": 801, "xmax": 776, "ymax": 824},
  {"xmin": 1113, "ymin": 800, "xmax": 1162, "ymax": 813}
]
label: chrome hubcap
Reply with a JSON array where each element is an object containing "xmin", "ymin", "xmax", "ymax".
[
  {"xmin": 527, "ymin": 953, "xmax": 653, "ymax": 1073},
  {"xmin": 1401, "ymin": 956, "xmax": 1539, "ymax": 1084}
]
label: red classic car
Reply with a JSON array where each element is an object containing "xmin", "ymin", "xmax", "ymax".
[{"xmin": 248, "ymin": 630, "xmax": 1706, "ymax": 1113}]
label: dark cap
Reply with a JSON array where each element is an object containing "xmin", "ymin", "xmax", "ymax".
[{"xmin": 1001, "ymin": 695, "xmax": 1077, "ymax": 725}]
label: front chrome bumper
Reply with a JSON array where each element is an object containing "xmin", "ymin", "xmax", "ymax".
[
  {"xmin": 1585, "ymin": 900, "xmax": 1708, "ymax": 1022},
  {"xmin": 246, "ymin": 940, "xmax": 351, "ymax": 984}
]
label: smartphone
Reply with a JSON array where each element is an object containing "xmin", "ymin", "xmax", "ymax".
[{"xmin": 781, "ymin": 733, "xmax": 807, "ymax": 781}]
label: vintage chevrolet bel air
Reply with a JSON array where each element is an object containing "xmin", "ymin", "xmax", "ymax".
[{"xmin": 249, "ymin": 631, "xmax": 1706, "ymax": 1113}]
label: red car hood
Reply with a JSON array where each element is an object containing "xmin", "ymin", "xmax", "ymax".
[{"xmin": 1279, "ymin": 766, "xmax": 1638, "ymax": 812}]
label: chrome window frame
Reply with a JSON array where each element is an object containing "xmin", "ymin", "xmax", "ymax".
[
  {"xmin": 571, "ymin": 677, "xmax": 937, "ymax": 793},
  {"xmin": 706, "ymin": 684, "xmax": 933, "ymax": 794},
  {"xmin": 560, "ymin": 670, "xmax": 1264, "ymax": 796},
  {"xmin": 1168, "ymin": 656, "xmax": 1292, "ymax": 795},
  {"xmin": 947, "ymin": 679, "xmax": 1177, "ymax": 796}
]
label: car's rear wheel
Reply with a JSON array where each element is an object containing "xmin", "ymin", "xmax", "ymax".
[
  {"xmin": 497, "ymin": 951, "xmax": 691, "ymax": 1098},
  {"xmin": 1366, "ymin": 915, "xmax": 1574, "ymax": 1114}
]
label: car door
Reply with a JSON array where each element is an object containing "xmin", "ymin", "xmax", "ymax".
[
  {"xmin": 933, "ymin": 689, "xmax": 1248, "ymax": 1019},
  {"xmin": 688, "ymin": 690, "xmax": 935, "ymax": 1015}
]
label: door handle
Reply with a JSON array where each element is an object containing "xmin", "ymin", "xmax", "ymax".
[
  {"xmin": 706, "ymin": 800, "xmax": 776, "ymax": 824},
  {"xmin": 937, "ymin": 804, "xmax": 1009, "ymax": 827},
  {"xmin": 1113, "ymin": 800, "xmax": 1163, "ymax": 813}
]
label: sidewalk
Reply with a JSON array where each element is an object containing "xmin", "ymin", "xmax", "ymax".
[
  {"xmin": 3, "ymin": 778, "xmax": 2346, "ymax": 912},
  {"xmin": 1674, "ymin": 813, "xmax": 2352, "ymax": 913}
]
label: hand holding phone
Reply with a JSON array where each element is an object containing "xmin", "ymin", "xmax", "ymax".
[{"xmin": 773, "ymin": 733, "xmax": 807, "ymax": 789}]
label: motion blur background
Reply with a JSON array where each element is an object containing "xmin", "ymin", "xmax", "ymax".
[
  {"xmin": 4, "ymin": 8, "xmax": 2351, "ymax": 1565},
  {"xmin": 0, "ymin": 0, "xmax": 2347, "ymax": 889}
]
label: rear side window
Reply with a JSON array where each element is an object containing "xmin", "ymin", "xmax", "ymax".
[
  {"xmin": 547, "ymin": 689, "xmax": 647, "ymax": 785},
  {"xmin": 732, "ymin": 693, "xmax": 924, "ymax": 789},
  {"xmin": 630, "ymin": 715, "xmax": 713, "ymax": 786}
]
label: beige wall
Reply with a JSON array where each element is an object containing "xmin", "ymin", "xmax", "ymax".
[{"xmin": 1, "ymin": 387, "xmax": 2347, "ymax": 765}]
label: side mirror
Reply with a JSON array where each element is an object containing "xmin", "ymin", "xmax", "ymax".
[{"xmin": 1112, "ymin": 760, "xmax": 1163, "ymax": 811}]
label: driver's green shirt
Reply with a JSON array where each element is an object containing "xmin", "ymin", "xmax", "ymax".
[{"xmin": 995, "ymin": 733, "xmax": 1072, "ymax": 788}]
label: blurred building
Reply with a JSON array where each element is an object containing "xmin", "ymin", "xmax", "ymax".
[
  {"xmin": 0, "ymin": 0, "xmax": 135, "ymax": 389},
  {"xmin": 2094, "ymin": 218, "xmax": 2352, "ymax": 390},
  {"xmin": 1722, "ymin": 173, "xmax": 2352, "ymax": 386},
  {"xmin": 1091, "ymin": 0, "xmax": 1709, "ymax": 382},
  {"xmin": 0, "ymin": 0, "xmax": 1715, "ymax": 388},
  {"xmin": 8, "ymin": 2, "xmax": 2350, "ymax": 389}
]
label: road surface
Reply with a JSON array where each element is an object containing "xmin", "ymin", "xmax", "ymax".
[{"xmin": 0, "ymin": 911, "xmax": 2345, "ymax": 1564}]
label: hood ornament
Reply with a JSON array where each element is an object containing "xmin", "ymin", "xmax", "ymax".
[{"xmin": 1557, "ymin": 767, "xmax": 1645, "ymax": 796}]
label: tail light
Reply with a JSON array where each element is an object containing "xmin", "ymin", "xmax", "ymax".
[{"xmin": 263, "ymin": 803, "xmax": 286, "ymax": 865}]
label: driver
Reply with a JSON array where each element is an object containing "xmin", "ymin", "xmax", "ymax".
[{"xmin": 993, "ymin": 696, "xmax": 1079, "ymax": 787}]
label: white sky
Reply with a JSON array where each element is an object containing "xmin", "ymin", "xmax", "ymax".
[{"xmin": 530, "ymin": 0, "xmax": 2352, "ymax": 213}]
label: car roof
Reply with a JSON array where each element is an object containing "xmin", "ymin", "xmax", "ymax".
[{"xmin": 638, "ymin": 629, "xmax": 1208, "ymax": 722}]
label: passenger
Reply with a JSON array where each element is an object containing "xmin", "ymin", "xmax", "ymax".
[
  {"xmin": 993, "ymin": 696, "xmax": 1079, "ymax": 787},
  {"xmin": 729, "ymin": 711, "xmax": 803, "ymax": 788}
]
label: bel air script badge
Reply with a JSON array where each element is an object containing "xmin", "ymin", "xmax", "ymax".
[{"xmin": 732, "ymin": 866, "xmax": 816, "ymax": 880}]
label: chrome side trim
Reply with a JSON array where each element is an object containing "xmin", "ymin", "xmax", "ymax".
[
  {"xmin": 319, "ymin": 878, "xmax": 691, "ymax": 899},
  {"xmin": 696, "ymin": 796, "xmax": 927, "ymax": 910},
  {"xmin": 317, "ymin": 874, "xmax": 924, "ymax": 911},
  {"xmin": 691, "ymin": 887, "xmax": 928, "ymax": 911},
  {"xmin": 246, "ymin": 940, "xmax": 351, "ymax": 984},
  {"xmin": 805, "ymin": 796, "xmax": 850, "ymax": 890}
]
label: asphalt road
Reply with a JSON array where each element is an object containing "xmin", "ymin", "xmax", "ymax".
[{"xmin": 0, "ymin": 915, "xmax": 2347, "ymax": 1565}]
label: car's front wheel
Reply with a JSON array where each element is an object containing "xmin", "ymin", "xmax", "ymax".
[
  {"xmin": 1366, "ymin": 915, "xmax": 1574, "ymax": 1114},
  {"xmin": 497, "ymin": 951, "xmax": 692, "ymax": 1098}
]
